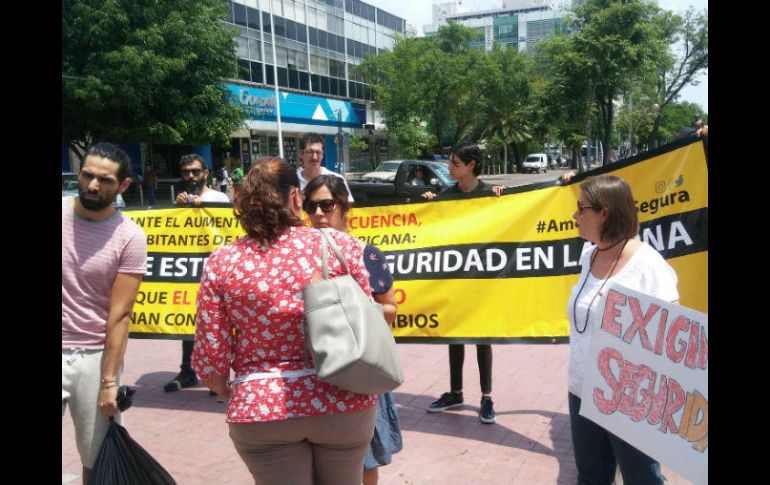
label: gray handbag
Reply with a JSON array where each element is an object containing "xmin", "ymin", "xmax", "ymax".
[{"xmin": 302, "ymin": 228, "xmax": 404, "ymax": 395}]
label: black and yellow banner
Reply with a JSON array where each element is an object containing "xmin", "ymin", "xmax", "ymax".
[{"xmin": 126, "ymin": 137, "xmax": 707, "ymax": 344}]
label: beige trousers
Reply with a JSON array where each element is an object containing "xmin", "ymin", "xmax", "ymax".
[{"xmin": 229, "ymin": 405, "xmax": 376, "ymax": 485}]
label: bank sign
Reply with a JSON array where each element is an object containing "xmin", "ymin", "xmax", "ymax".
[{"xmin": 226, "ymin": 83, "xmax": 365, "ymax": 128}]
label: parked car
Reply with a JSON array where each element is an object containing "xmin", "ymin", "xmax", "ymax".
[
  {"xmin": 522, "ymin": 153, "xmax": 548, "ymax": 173},
  {"xmin": 62, "ymin": 171, "xmax": 125, "ymax": 209},
  {"xmin": 347, "ymin": 160, "xmax": 453, "ymax": 205}
]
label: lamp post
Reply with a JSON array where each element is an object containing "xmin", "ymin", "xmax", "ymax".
[
  {"xmin": 335, "ymin": 109, "xmax": 344, "ymax": 174},
  {"xmin": 269, "ymin": 0, "xmax": 283, "ymax": 159}
]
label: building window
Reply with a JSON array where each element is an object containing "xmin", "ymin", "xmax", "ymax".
[
  {"xmin": 311, "ymin": 74, "xmax": 321, "ymax": 93},
  {"xmin": 249, "ymin": 38, "xmax": 261, "ymax": 61},
  {"xmin": 262, "ymin": 11, "xmax": 271, "ymax": 33},
  {"xmin": 234, "ymin": 3, "xmax": 247, "ymax": 27},
  {"xmin": 250, "ymin": 61, "xmax": 264, "ymax": 83},
  {"xmin": 247, "ymin": 6, "xmax": 260, "ymax": 30},
  {"xmin": 236, "ymin": 35, "xmax": 249, "ymax": 58},
  {"xmin": 274, "ymin": 16, "xmax": 286, "ymax": 37},
  {"xmin": 237, "ymin": 59, "xmax": 251, "ymax": 82},
  {"xmin": 276, "ymin": 69, "xmax": 288, "ymax": 89}
]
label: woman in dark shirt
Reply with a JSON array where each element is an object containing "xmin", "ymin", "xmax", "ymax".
[{"xmin": 422, "ymin": 142, "xmax": 502, "ymax": 424}]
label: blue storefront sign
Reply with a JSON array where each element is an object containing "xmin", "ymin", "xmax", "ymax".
[{"xmin": 226, "ymin": 84, "xmax": 366, "ymax": 128}]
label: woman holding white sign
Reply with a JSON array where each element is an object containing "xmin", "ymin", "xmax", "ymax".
[{"xmin": 566, "ymin": 174, "xmax": 679, "ymax": 485}]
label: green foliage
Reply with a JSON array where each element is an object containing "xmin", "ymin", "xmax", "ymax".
[
  {"xmin": 358, "ymin": 23, "xmax": 537, "ymax": 163},
  {"xmin": 62, "ymin": 0, "xmax": 247, "ymax": 159},
  {"xmin": 357, "ymin": 0, "xmax": 706, "ymax": 164},
  {"xmin": 348, "ymin": 135, "xmax": 369, "ymax": 156},
  {"xmin": 657, "ymin": 101, "xmax": 707, "ymax": 144},
  {"xmin": 647, "ymin": 7, "xmax": 708, "ymax": 146}
]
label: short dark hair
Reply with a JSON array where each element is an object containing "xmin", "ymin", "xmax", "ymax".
[
  {"xmin": 450, "ymin": 142, "xmax": 484, "ymax": 176},
  {"xmin": 300, "ymin": 133, "xmax": 325, "ymax": 150},
  {"xmin": 235, "ymin": 157, "xmax": 303, "ymax": 241},
  {"xmin": 580, "ymin": 175, "xmax": 639, "ymax": 244},
  {"xmin": 83, "ymin": 143, "xmax": 132, "ymax": 182},
  {"xmin": 179, "ymin": 154, "xmax": 206, "ymax": 169},
  {"xmin": 303, "ymin": 174, "xmax": 352, "ymax": 214}
]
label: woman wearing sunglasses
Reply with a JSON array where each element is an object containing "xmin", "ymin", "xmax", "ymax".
[
  {"xmin": 191, "ymin": 159, "xmax": 377, "ymax": 485},
  {"xmin": 566, "ymin": 174, "xmax": 679, "ymax": 485},
  {"xmin": 303, "ymin": 175, "xmax": 403, "ymax": 485}
]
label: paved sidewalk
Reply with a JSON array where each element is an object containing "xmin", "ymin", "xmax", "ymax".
[{"xmin": 62, "ymin": 339, "xmax": 693, "ymax": 484}]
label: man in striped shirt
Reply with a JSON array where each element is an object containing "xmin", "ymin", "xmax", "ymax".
[{"xmin": 62, "ymin": 143, "xmax": 147, "ymax": 483}]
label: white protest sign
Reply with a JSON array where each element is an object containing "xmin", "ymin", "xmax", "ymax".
[{"xmin": 580, "ymin": 282, "xmax": 707, "ymax": 485}]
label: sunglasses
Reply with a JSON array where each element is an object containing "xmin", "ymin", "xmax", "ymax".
[
  {"xmin": 303, "ymin": 199, "xmax": 336, "ymax": 214},
  {"xmin": 181, "ymin": 168, "xmax": 203, "ymax": 176}
]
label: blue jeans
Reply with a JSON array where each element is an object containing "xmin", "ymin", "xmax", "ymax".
[
  {"xmin": 568, "ymin": 393, "xmax": 663, "ymax": 485},
  {"xmin": 147, "ymin": 186, "xmax": 156, "ymax": 205}
]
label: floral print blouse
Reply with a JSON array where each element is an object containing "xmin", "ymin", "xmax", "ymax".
[{"xmin": 191, "ymin": 226, "xmax": 377, "ymax": 423}]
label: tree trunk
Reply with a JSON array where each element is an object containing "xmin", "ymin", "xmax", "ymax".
[
  {"xmin": 503, "ymin": 144, "xmax": 508, "ymax": 173},
  {"xmin": 583, "ymin": 85, "xmax": 595, "ymax": 173},
  {"xmin": 600, "ymin": 96, "xmax": 614, "ymax": 165}
]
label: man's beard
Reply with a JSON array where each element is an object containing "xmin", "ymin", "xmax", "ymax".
[
  {"xmin": 78, "ymin": 187, "xmax": 115, "ymax": 211},
  {"xmin": 186, "ymin": 178, "xmax": 206, "ymax": 195}
]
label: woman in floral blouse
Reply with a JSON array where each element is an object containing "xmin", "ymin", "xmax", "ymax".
[{"xmin": 191, "ymin": 158, "xmax": 377, "ymax": 485}]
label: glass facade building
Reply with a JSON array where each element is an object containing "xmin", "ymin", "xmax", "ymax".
[
  {"xmin": 424, "ymin": 2, "xmax": 566, "ymax": 53},
  {"xmin": 222, "ymin": 0, "xmax": 406, "ymax": 172},
  {"xmin": 227, "ymin": 0, "xmax": 405, "ymax": 102}
]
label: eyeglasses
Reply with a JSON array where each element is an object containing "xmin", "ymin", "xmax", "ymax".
[
  {"xmin": 576, "ymin": 202, "xmax": 599, "ymax": 215},
  {"xmin": 181, "ymin": 168, "xmax": 203, "ymax": 176},
  {"xmin": 303, "ymin": 199, "xmax": 336, "ymax": 214},
  {"xmin": 303, "ymin": 149, "xmax": 324, "ymax": 157}
]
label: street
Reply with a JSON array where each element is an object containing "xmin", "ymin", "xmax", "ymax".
[{"xmin": 479, "ymin": 167, "xmax": 571, "ymax": 189}]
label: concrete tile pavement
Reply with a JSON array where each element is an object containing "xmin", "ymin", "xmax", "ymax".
[{"xmin": 62, "ymin": 339, "xmax": 694, "ymax": 484}]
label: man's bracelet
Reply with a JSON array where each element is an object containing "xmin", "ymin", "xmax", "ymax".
[{"xmin": 101, "ymin": 383, "xmax": 118, "ymax": 389}]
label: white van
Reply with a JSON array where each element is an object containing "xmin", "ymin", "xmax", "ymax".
[{"xmin": 522, "ymin": 153, "xmax": 548, "ymax": 173}]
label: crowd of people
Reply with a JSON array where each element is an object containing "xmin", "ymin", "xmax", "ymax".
[{"xmin": 63, "ymin": 133, "xmax": 688, "ymax": 485}]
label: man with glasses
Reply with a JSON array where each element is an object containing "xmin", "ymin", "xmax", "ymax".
[
  {"xmin": 297, "ymin": 133, "xmax": 354, "ymax": 202},
  {"xmin": 165, "ymin": 154, "xmax": 230, "ymax": 393}
]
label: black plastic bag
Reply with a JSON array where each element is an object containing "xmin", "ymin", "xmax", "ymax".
[{"xmin": 88, "ymin": 418, "xmax": 176, "ymax": 485}]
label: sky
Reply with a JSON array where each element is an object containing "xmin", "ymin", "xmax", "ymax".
[{"xmin": 364, "ymin": 0, "xmax": 707, "ymax": 113}]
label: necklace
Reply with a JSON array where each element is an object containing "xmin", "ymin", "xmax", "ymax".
[{"xmin": 572, "ymin": 239, "xmax": 629, "ymax": 334}]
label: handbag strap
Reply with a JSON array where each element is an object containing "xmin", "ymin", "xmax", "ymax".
[{"xmin": 318, "ymin": 228, "xmax": 349, "ymax": 278}]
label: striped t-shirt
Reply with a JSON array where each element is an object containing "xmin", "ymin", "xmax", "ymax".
[{"xmin": 62, "ymin": 197, "xmax": 147, "ymax": 349}]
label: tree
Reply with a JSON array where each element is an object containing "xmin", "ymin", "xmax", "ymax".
[
  {"xmin": 571, "ymin": 0, "xmax": 662, "ymax": 166},
  {"xmin": 358, "ymin": 22, "xmax": 542, "ymax": 162},
  {"xmin": 62, "ymin": 0, "xmax": 247, "ymax": 161},
  {"xmin": 538, "ymin": 34, "xmax": 595, "ymax": 170},
  {"xmin": 648, "ymin": 7, "xmax": 708, "ymax": 147},
  {"xmin": 477, "ymin": 46, "xmax": 535, "ymax": 170},
  {"xmin": 357, "ymin": 22, "xmax": 488, "ymax": 156}
]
